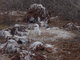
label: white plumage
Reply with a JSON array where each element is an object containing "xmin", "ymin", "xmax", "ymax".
[
  {"xmin": 34, "ymin": 24, "xmax": 41, "ymax": 35},
  {"xmin": 6, "ymin": 39, "xmax": 19, "ymax": 53},
  {"xmin": 1, "ymin": 30, "xmax": 12, "ymax": 39},
  {"xmin": 29, "ymin": 41, "xmax": 43, "ymax": 50}
]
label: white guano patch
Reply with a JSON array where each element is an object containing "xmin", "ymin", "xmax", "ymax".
[
  {"xmin": 28, "ymin": 27, "xmax": 76, "ymax": 41},
  {"xmin": 49, "ymin": 27, "xmax": 75, "ymax": 39}
]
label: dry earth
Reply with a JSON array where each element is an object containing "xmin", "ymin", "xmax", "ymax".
[{"xmin": 0, "ymin": 24, "xmax": 80, "ymax": 60}]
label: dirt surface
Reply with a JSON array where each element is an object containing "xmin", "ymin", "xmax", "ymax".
[{"xmin": 0, "ymin": 20, "xmax": 80, "ymax": 60}]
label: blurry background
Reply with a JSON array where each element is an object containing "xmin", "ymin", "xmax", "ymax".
[{"xmin": 0, "ymin": 0, "xmax": 80, "ymax": 26}]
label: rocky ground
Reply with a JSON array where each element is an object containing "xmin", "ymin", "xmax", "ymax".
[{"xmin": 0, "ymin": 22, "xmax": 80, "ymax": 60}]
